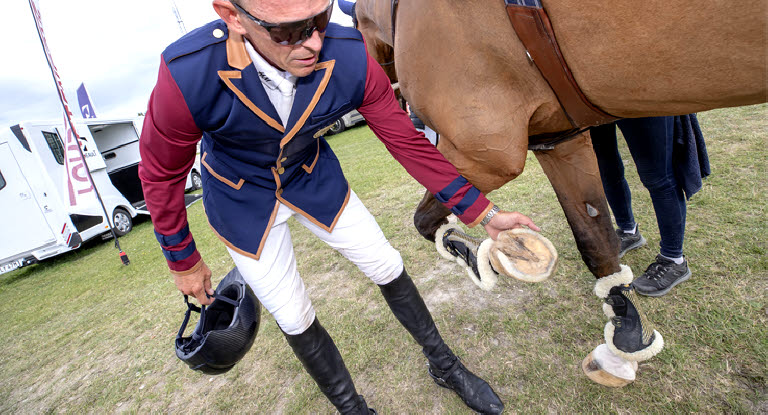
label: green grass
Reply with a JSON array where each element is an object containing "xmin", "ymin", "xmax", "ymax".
[{"xmin": 1, "ymin": 105, "xmax": 766, "ymax": 413}]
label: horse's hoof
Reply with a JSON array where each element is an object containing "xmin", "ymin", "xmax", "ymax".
[
  {"xmin": 488, "ymin": 229, "xmax": 557, "ymax": 283},
  {"xmin": 582, "ymin": 344, "xmax": 638, "ymax": 388}
]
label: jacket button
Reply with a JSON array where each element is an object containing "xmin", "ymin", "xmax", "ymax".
[
  {"xmin": 277, "ymin": 167, "xmax": 285, "ymax": 174},
  {"xmin": 212, "ymin": 28, "xmax": 224, "ymax": 39},
  {"xmin": 280, "ymin": 157, "xmax": 287, "ymax": 162}
]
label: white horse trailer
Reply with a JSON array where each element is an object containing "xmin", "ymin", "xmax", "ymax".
[{"xmin": 0, "ymin": 117, "xmax": 201, "ymax": 274}]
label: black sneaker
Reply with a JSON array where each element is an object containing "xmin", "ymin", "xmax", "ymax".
[
  {"xmin": 616, "ymin": 228, "xmax": 646, "ymax": 258},
  {"xmin": 632, "ymin": 255, "xmax": 691, "ymax": 297}
]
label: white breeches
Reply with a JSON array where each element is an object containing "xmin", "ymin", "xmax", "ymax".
[{"xmin": 227, "ymin": 190, "xmax": 403, "ymax": 335}]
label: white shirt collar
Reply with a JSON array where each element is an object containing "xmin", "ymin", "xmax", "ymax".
[{"xmin": 244, "ymin": 37, "xmax": 297, "ymax": 97}]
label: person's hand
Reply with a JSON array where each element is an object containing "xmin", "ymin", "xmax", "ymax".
[
  {"xmin": 172, "ymin": 260, "xmax": 214, "ymax": 305},
  {"xmin": 482, "ymin": 210, "xmax": 541, "ymax": 240}
]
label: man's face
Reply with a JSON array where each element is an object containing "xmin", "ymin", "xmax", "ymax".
[{"xmin": 234, "ymin": 0, "xmax": 330, "ymax": 77}]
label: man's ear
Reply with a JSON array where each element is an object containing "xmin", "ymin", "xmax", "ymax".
[{"xmin": 212, "ymin": 0, "xmax": 247, "ymax": 35}]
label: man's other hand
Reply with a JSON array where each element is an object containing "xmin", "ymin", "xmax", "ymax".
[{"xmin": 483, "ymin": 211, "xmax": 541, "ymax": 240}]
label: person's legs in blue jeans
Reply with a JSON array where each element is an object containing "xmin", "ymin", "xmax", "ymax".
[
  {"xmin": 618, "ymin": 116, "xmax": 691, "ymax": 296},
  {"xmin": 590, "ymin": 123, "xmax": 647, "ymax": 257},
  {"xmin": 618, "ymin": 117, "xmax": 685, "ymax": 258}
]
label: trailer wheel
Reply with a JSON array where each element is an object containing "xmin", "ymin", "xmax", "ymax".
[
  {"xmin": 112, "ymin": 208, "xmax": 133, "ymax": 237},
  {"xmin": 190, "ymin": 171, "xmax": 203, "ymax": 190}
]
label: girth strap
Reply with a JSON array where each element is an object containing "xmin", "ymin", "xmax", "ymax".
[{"xmin": 504, "ymin": 0, "xmax": 619, "ymax": 128}]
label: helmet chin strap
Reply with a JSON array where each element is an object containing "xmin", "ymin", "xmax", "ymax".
[
  {"xmin": 177, "ymin": 295, "xmax": 199, "ymax": 344},
  {"xmin": 205, "ymin": 290, "xmax": 240, "ymax": 307},
  {"xmin": 177, "ymin": 291, "xmax": 242, "ymax": 343}
]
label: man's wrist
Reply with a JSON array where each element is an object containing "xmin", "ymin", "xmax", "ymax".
[{"xmin": 480, "ymin": 205, "xmax": 500, "ymax": 226}]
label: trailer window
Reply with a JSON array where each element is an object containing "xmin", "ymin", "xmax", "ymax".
[
  {"xmin": 0, "ymin": 170, "xmax": 5, "ymax": 191},
  {"xmin": 42, "ymin": 131, "xmax": 65, "ymax": 165}
]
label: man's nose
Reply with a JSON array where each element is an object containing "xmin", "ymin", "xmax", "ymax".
[{"xmin": 301, "ymin": 29, "xmax": 323, "ymax": 52}]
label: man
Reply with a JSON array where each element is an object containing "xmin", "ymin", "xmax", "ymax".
[{"xmin": 139, "ymin": 0, "xmax": 539, "ymax": 413}]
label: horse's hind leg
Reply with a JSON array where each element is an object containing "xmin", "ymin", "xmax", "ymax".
[
  {"xmin": 533, "ymin": 132, "xmax": 663, "ymax": 386},
  {"xmin": 532, "ymin": 133, "xmax": 620, "ymax": 278},
  {"xmin": 413, "ymin": 189, "xmax": 452, "ymax": 242}
]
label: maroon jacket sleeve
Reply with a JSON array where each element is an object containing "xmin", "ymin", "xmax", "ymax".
[
  {"xmin": 356, "ymin": 53, "xmax": 493, "ymax": 226},
  {"xmin": 138, "ymin": 57, "xmax": 203, "ymax": 273}
]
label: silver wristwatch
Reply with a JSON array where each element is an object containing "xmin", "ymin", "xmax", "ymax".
[{"xmin": 480, "ymin": 205, "xmax": 500, "ymax": 226}]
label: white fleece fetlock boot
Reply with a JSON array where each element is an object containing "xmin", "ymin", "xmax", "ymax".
[
  {"xmin": 583, "ymin": 265, "xmax": 664, "ymax": 387},
  {"xmin": 435, "ymin": 224, "xmax": 557, "ymax": 291}
]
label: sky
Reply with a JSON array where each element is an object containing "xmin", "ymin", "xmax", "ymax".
[{"xmin": 0, "ymin": 0, "xmax": 354, "ymax": 129}]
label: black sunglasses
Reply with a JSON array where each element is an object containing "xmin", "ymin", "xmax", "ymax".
[{"xmin": 232, "ymin": 1, "xmax": 334, "ymax": 45}]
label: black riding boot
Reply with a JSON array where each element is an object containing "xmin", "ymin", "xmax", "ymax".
[
  {"xmin": 379, "ymin": 269, "xmax": 504, "ymax": 414},
  {"xmin": 283, "ymin": 318, "xmax": 373, "ymax": 414}
]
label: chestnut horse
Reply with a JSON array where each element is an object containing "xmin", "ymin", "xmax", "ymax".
[
  {"xmin": 341, "ymin": 0, "xmax": 767, "ymax": 385},
  {"xmin": 346, "ymin": 0, "xmax": 766, "ymax": 270}
]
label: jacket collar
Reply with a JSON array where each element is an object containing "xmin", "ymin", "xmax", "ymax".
[
  {"xmin": 218, "ymin": 34, "xmax": 285, "ymax": 132},
  {"xmin": 218, "ymin": 33, "xmax": 336, "ymax": 144}
]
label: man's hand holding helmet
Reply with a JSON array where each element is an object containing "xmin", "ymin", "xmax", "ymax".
[{"xmin": 172, "ymin": 259, "xmax": 215, "ymax": 305}]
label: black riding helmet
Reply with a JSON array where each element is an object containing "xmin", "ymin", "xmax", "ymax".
[{"xmin": 175, "ymin": 267, "xmax": 261, "ymax": 375}]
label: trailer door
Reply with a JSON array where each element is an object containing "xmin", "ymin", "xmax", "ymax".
[{"xmin": 0, "ymin": 142, "xmax": 57, "ymax": 260}]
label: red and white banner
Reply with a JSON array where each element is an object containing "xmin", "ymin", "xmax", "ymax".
[
  {"xmin": 62, "ymin": 114, "xmax": 94, "ymax": 206},
  {"xmin": 29, "ymin": 0, "xmax": 95, "ymax": 207}
]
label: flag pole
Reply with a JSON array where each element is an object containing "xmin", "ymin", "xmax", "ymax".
[
  {"xmin": 170, "ymin": 0, "xmax": 187, "ymax": 34},
  {"xmin": 28, "ymin": 0, "xmax": 129, "ymax": 265}
]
